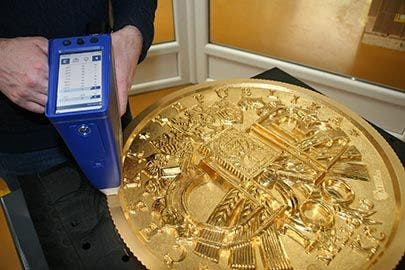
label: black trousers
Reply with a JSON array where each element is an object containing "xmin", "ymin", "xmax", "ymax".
[
  {"xmin": 18, "ymin": 160, "xmax": 145, "ymax": 269},
  {"xmin": 15, "ymin": 104, "xmax": 145, "ymax": 269}
]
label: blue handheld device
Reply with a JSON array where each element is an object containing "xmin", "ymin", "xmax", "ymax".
[{"xmin": 46, "ymin": 34, "xmax": 122, "ymax": 194}]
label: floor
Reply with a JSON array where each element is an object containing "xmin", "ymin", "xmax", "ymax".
[
  {"xmin": 128, "ymin": 85, "xmax": 186, "ymax": 117},
  {"xmin": 210, "ymin": 0, "xmax": 404, "ymax": 90}
]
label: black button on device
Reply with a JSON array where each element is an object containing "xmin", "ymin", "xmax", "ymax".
[
  {"xmin": 78, "ymin": 124, "xmax": 91, "ymax": 136},
  {"xmin": 63, "ymin": 40, "xmax": 71, "ymax": 46},
  {"xmin": 77, "ymin": 38, "xmax": 85, "ymax": 45},
  {"xmin": 90, "ymin": 37, "xmax": 99, "ymax": 43}
]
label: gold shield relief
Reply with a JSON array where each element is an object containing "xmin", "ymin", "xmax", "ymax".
[{"xmin": 108, "ymin": 80, "xmax": 405, "ymax": 270}]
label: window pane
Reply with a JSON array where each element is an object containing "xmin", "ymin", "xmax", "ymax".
[
  {"xmin": 153, "ymin": 0, "xmax": 175, "ymax": 44},
  {"xmin": 210, "ymin": 0, "xmax": 405, "ymax": 90}
]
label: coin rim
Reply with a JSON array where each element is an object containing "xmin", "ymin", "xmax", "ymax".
[{"xmin": 108, "ymin": 79, "xmax": 405, "ymax": 270}]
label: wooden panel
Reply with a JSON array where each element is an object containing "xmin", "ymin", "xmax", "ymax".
[
  {"xmin": 210, "ymin": 0, "xmax": 405, "ymax": 90},
  {"xmin": 369, "ymin": 0, "xmax": 383, "ymax": 16},
  {"xmin": 381, "ymin": 0, "xmax": 402, "ymax": 13},
  {"xmin": 373, "ymin": 0, "xmax": 403, "ymax": 35},
  {"xmin": 373, "ymin": 14, "xmax": 400, "ymax": 35}
]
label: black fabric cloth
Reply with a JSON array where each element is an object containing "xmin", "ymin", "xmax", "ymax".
[
  {"xmin": 0, "ymin": 0, "xmax": 157, "ymax": 153},
  {"xmin": 18, "ymin": 160, "xmax": 146, "ymax": 269}
]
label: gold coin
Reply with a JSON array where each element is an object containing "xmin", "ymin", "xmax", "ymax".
[{"xmin": 108, "ymin": 80, "xmax": 405, "ymax": 270}]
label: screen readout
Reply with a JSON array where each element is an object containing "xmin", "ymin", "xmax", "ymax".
[{"xmin": 56, "ymin": 51, "xmax": 102, "ymax": 113}]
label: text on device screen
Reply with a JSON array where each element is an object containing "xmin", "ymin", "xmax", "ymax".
[{"xmin": 56, "ymin": 51, "xmax": 102, "ymax": 114}]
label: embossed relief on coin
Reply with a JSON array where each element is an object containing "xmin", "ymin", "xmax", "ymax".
[{"xmin": 120, "ymin": 82, "xmax": 398, "ymax": 270}]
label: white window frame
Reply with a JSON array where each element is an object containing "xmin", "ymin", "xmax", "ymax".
[{"xmin": 133, "ymin": 0, "xmax": 405, "ymax": 140}]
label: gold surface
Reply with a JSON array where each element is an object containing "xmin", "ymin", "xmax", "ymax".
[
  {"xmin": 210, "ymin": 0, "xmax": 405, "ymax": 90},
  {"xmin": 0, "ymin": 177, "xmax": 11, "ymax": 197},
  {"xmin": 0, "ymin": 209, "xmax": 21, "ymax": 270},
  {"xmin": 0, "ymin": 178, "xmax": 21, "ymax": 270},
  {"xmin": 110, "ymin": 80, "xmax": 405, "ymax": 269}
]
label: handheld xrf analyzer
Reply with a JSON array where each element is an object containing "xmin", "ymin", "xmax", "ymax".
[{"xmin": 46, "ymin": 34, "xmax": 121, "ymax": 194}]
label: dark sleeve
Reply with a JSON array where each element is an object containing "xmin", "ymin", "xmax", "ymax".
[{"xmin": 112, "ymin": 0, "xmax": 157, "ymax": 63}]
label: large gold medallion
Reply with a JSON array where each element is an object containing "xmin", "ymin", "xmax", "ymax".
[{"xmin": 108, "ymin": 80, "xmax": 405, "ymax": 270}]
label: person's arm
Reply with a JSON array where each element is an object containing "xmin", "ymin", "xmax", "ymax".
[
  {"xmin": 112, "ymin": 0, "xmax": 157, "ymax": 63},
  {"xmin": 110, "ymin": 0, "xmax": 157, "ymax": 116},
  {"xmin": 0, "ymin": 37, "xmax": 48, "ymax": 113}
]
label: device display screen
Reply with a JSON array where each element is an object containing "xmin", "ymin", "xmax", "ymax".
[{"xmin": 56, "ymin": 51, "xmax": 103, "ymax": 113}]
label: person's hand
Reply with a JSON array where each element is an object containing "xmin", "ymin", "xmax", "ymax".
[
  {"xmin": 0, "ymin": 37, "xmax": 48, "ymax": 113},
  {"xmin": 111, "ymin": 25, "xmax": 143, "ymax": 116}
]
